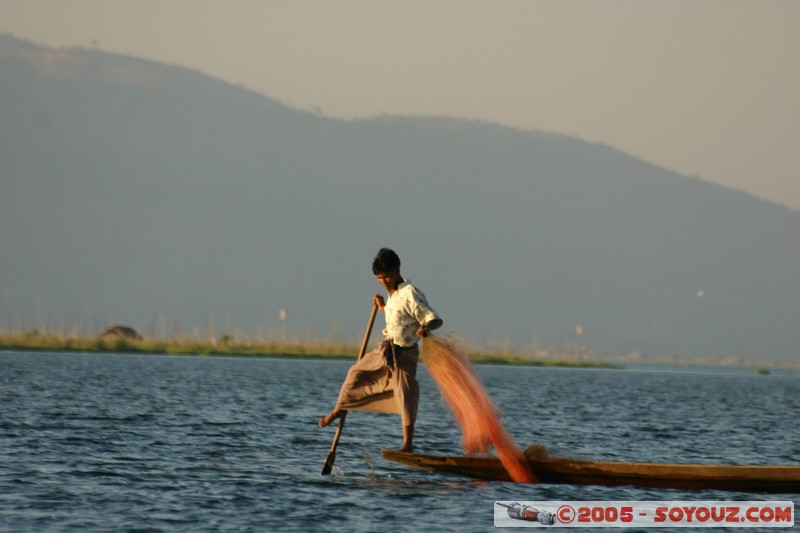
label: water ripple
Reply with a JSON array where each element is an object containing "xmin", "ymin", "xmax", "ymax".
[{"xmin": 1, "ymin": 352, "xmax": 797, "ymax": 532}]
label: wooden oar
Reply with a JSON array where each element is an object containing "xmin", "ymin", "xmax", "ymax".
[{"xmin": 321, "ymin": 303, "xmax": 378, "ymax": 475}]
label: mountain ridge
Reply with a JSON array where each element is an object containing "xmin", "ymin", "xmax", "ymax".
[{"xmin": 2, "ymin": 34, "xmax": 798, "ymax": 361}]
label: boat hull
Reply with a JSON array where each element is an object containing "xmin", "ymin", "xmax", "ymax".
[{"xmin": 381, "ymin": 450, "xmax": 800, "ymax": 493}]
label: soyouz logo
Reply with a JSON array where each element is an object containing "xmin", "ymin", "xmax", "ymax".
[{"xmin": 494, "ymin": 501, "xmax": 795, "ymax": 528}]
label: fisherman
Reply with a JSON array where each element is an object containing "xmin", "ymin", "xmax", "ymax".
[{"xmin": 318, "ymin": 248, "xmax": 442, "ymax": 452}]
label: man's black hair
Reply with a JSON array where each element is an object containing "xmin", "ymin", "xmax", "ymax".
[{"xmin": 372, "ymin": 248, "xmax": 401, "ymax": 275}]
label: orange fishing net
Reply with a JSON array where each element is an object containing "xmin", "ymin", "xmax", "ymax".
[{"xmin": 422, "ymin": 335, "xmax": 537, "ymax": 483}]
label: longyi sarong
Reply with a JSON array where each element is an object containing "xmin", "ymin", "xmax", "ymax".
[{"xmin": 334, "ymin": 340, "xmax": 419, "ymax": 426}]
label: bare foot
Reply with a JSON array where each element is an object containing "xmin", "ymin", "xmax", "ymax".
[
  {"xmin": 318, "ymin": 411, "xmax": 340, "ymax": 428},
  {"xmin": 398, "ymin": 444, "xmax": 413, "ymax": 453}
]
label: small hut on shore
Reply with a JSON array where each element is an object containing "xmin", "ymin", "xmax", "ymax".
[{"xmin": 101, "ymin": 325, "xmax": 143, "ymax": 341}]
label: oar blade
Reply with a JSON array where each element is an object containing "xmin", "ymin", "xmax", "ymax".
[{"xmin": 321, "ymin": 450, "xmax": 336, "ymax": 475}]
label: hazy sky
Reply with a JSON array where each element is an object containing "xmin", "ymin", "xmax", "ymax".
[{"xmin": 3, "ymin": 0, "xmax": 799, "ymax": 210}]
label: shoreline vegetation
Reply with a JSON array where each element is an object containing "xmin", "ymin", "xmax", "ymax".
[
  {"xmin": 2, "ymin": 330, "xmax": 795, "ymax": 371},
  {"xmin": 0, "ymin": 330, "xmax": 616, "ymax": 368}
]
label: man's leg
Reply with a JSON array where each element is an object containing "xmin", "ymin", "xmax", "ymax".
[
  {"xmin": 393, "ymin": 345, "xmax": 420, "ymax": 451},
  {"xmin": 401, "ymin": 424, "xmax": 414, "ymax": 452},
  {"xmin": 319, "ymin": 342, "xmax": 392, "ymax": 427}
]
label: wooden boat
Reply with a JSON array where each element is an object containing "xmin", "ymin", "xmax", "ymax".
[{"xmin": 381, "ymin": 450, "xmax": 800, "ymax": 493}]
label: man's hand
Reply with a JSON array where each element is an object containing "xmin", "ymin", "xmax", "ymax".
[
  {"xmin": 373, "ymin": 294, "xmax": 386, "ymax": 311},
  {"xmin": 417, "ymin": 318, "xmax": 442, "ymax": 338}
]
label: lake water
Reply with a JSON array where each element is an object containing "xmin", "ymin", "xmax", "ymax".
[{"xmin": 1, "ymin": 351, "xmax": 798, "ymax": 532}]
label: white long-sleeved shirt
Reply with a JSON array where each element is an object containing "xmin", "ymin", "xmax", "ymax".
[{"xmin": 382, "ymin": 280, "xmax": 440, "ymax": 348}]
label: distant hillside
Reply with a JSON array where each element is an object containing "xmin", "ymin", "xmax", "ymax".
[{"xmin": 1, "ymin": 35, "xmax": 798, "ymax": 361}]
